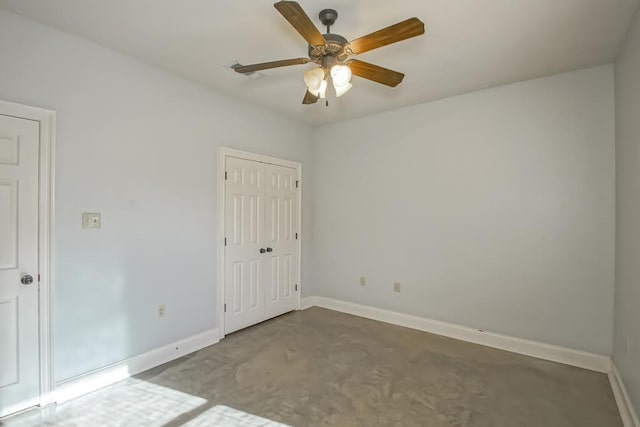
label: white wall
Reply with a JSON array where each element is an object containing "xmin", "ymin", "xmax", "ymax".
[
  {"xmin": 614, "ymin": 8, "xmax": 640, "ymax": 413},
  {"xmin": 312, "ymin": 66, "xmax": 615, "ymax": 355},
  {"xmin": 0, "ymin": 10, "xmax": 313, "ymax": 382}
]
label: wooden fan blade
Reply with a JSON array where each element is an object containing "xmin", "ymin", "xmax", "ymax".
[
  {"xmin": 347, "ymin": 59, "xmax": 405, "ymax": 87},
  {"xmin": 346, "ymin": 17, "xmax": 425, "ymax": 55},
  {"xmin": 274, "ymin": 1, "xmax": 326, "ymax": 47},
  {"xmin": 233, "ymin": 58, "xmax": 309, "ymax": 74},
  {"xmin": 302, "ymin": 90, "xmax": 319, "ymax": 104}
]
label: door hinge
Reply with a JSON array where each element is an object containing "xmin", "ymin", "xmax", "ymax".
[
  {"xmin": 38, "ymin": 274, "xmax": 41, "ymax": 282},
  {"xmin": 225, "ymin": 171, "xmax": 228, "ymax": 180},
  {"xmin": 295, "ymin": 284, "xmax": 298, "ymax": 291},
  {"xmin": 224, "ymin": 237, "xmax": 227, "ymax": 246},
  {"xmin": 295, "ymin": 232, "xmax": 298, "ymax": 240},
  {"xmin": 296, "ymin": 180, "xmax": 299, "ymax": 188},
  {"xmin": 224, "ymin": 303, "xmax": 227, "ymax": 312}
]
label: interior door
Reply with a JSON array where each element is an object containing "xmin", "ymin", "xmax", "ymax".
[
  {"xmin": 0, "ymin": 114, "xmax": 40, "ymax": 417},
  {"xmin": 224, "ymin": 155, "xmax": 299, "ymax": 335},
  {"xmin": 264, "ymin": 164, "xmax": 298, "ymax": 318},
  {"xmin": 224, "ymin": 157, "xmax": 266, "ymax": 334}
]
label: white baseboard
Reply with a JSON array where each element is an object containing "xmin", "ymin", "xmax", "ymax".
[
  {"xmin": 609, "ymin": 363, "xmax": 640, "ymax": 427},
  {"xmin": 302, "ymin": 296, "xmax": 611, "ymax": 373},
  {"xmin": 49, "ymin": 328, "xmax": 219, "ymax": 404},
  {"xmin": 300, "ymin": 295, "xmax": 319, "ymax": 310}
]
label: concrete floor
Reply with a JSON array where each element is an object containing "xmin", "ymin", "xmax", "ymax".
[{"xmin": 3, "ymin": 307, "xmax": 622, "ymax": 426}]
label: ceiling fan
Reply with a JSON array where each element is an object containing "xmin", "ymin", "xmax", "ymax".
[{"xmin": 234, "ymin": 1, "xmax": 425, "ymax": 105}]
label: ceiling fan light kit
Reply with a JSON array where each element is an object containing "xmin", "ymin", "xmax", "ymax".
[
  {"xmin": 303, "ymin": 67, "xmax": 326, "ymax": 97},
  {"xmin": 234, "ymin": 1, "xmax": 425, "ymax": 105},
  {"xmin": 334, "ymin": 82, "xmax": 353, "ymax": 98},
  {"xmin": 330, "ymin": 64, "xmax": 351, "ymax": 86}
]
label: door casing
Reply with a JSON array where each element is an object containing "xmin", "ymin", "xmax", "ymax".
[
  {"xmin": 217, "ymin": 147, "xmax": 302, "ymax": 339},
  {"xmin": 0, "ymin": 100, "xmax": 55, "ymax": 412}
]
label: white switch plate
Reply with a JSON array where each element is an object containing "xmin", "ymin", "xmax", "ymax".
[{"xmin": 82, "ymin": 213, "xmax": 101, "ymax": 229}]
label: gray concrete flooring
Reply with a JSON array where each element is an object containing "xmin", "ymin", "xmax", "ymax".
[{"xmin": 3, "ymin": 307, "xmax": 622, "ymax": 426}]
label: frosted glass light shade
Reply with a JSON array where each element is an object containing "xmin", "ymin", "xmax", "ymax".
[
  {"xmin": 316, "ymin": 79, "xmax": 327, "ymax": 99},
  {"xmin": 334, "ymin": 82, "xmax": 353, "ymax": 97},
  {"xmin": 304, "ymin": 68, "xmax": 325, "ymax": 92},
  {"xmin": 330, "ymin": 64, "xmax": 352, "ymax": 87}
]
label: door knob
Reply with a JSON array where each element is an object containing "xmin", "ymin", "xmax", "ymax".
[
  {"xmin": 259, "ymin": 248, "xmax": 266, "ymax": 254},
  {"xmin": 21, "ymin": 274, "xmax": 34, "ymax": 285},
  {"xmin": 266, "ymin": 247, "xmax": 273, "ymax": 252}
]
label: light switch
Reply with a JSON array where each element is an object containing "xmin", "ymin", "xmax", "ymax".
[{"xmin": 82, "ymin": 213, "xmax": 101, "ymax": 229}]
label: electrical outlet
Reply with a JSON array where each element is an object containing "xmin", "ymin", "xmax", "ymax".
[
  {"xmin": 82, "ymin": 212, "xmax": 101, "ymax": 229},
  {"xmin": 360, "ymin": 276, "xmax": 366, "ymax": 287},
  {"xmin": 393, "ymin": 282, "xmax": 401, "ymax": 293},
  {"xmin": 157, "ymin": 304, "xmax": 166, "ymax": 318}
]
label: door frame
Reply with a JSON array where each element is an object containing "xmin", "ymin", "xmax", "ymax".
[
  {"xmin": 0, "ymin": 100, "xmax": 55, "ymax": 410},
  {"xmin": 217, "ymin": 147, "xmax": 302, "ymax": 339}
]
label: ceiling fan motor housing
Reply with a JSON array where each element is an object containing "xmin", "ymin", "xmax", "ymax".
[
  {"xmin": 308, "ymin": 8, "xmax": 348, "ymax": 66},
  {"xmin": 309, "ymin": 33, "xmax": 348, "ymax": 64}
]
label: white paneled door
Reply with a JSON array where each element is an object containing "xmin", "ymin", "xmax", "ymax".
[
  {"xmin": 224, "ymin": 157, "xmax": 267, "ymax": 334},
  {"xmin": 0, "ymin": 114, "xmax": 40, "ymax": 417},
  {"xmin": 224, "ymin": 156, "xmax": 299, "ymax": 334},
  {"xmin": 264, "ymin": 164, "xmax": 298, "ymax": 319}
]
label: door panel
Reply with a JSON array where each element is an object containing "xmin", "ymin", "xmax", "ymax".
[
  {"xmin": 0, "ymin": 298, "xmax": 18, "ymax": 387},
  {"xmin": 0, "ymin": 180, "xmax": 18, "ymax": 269},
  {"xmin": 264, "ymin": 164, "xmax": 298, "ymax": 318},
  {"xmin": 0, "ymin": 114, "xmax": 40, "ymax": 417},
  {"xmin": 269, "ymin": 256, "xmax": 278, "ymax": 302},
  {"xmin": 224, "ymin": 157, "xmax": 266, "ymax": 334}
]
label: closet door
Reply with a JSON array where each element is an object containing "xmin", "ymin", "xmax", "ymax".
[
  {"xmin": 264, "ymin": 164, "xmax": 298, "ymax": 318},
  {"xmin": 224, "ymin": 157, "xmax": 266, "ymax": 334},
  {"xmin": 0, "ymin": 114, "xmax": 40, "ymax": 417}
]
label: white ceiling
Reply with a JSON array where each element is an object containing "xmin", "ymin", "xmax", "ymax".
[{"xmin": 1, "ymin": 0, "xmax": 637, "ymax": 126}]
